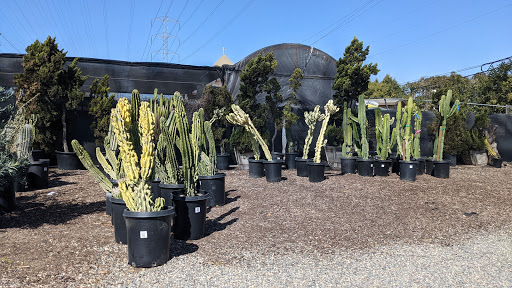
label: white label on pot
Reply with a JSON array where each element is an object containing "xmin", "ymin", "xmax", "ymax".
[
  {"xmin": 140, "ymin": 231, "xmax": 147, "ymax": 239},
  {"xmin": 381, "ymin": 164, "xmax": 385, "ymax": 168},
  {"xmin": 410, "ymin": 165, "xmax": 413, "ymax": 169},
  {"xmin": 370, "ymin": 164, "xmax": 373, "ymax": 167},
  {"xmin": 44, "ymin": 167, "xmax": 48, "ymax": 171},
  {"xmin": 195, "ymin": 207, "xmax": 201, "ymax": 213}
]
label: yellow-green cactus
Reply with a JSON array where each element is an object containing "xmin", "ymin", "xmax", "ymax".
[
  {"xmin": 303, "ymin": 105, "xmax": 325, "ymax": 159},
  {"xmin": 313, "ymin": 100, "xmax": 339, "ymax": 163},
  {"xmin": 111, "ymin": 98, "xmax": 164, "ymax": 212}
]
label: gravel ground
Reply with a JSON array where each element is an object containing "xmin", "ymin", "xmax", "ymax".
[{"xmin": 1, "ymin": 163, "xmax": 511, "ymax": 287}]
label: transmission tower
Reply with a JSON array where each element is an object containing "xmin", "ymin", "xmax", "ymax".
[{"xmin": 152, "ymin": 16, "xmax": 181, "ymax": 63}]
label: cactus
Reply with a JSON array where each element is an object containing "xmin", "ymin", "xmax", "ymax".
[
  {"xmin": 412, "ymin": 107, "xmax": 422, "ymax": 159},
  {"xmin": 16, "ymin": 124, "xmax": 34, "ymax": 161},
  {"xmin": 303, "ymin": 105, "xmax": 325, "ymax": 159},
  {"xmin": 341, "ymin": 103, "xmax": 354, "ymax": 157},
  {"xmin": 202, "ymin": 121, "xmax": 217, "ymax": 175},
  {"xmin": 391, "ymin": 101, "xmax": 405, "ymax": 158},
  {"xmin": 433, "ymin": 90, "xmax": 460, "ymax": 161},
  {"xmin": 350, "ymin": 95, "xmax": 369, "ymax": 159},
  {"xmin": 375, "ymin": 109, "xmax": 394, "ymax": 160},
  {"xmin": 130, "ymin": 89, "xmax": 141, "ymax": 157},
  {"xmin": 155, "ymin": 112, "xmax": 181, "ymax": 184},
  {"xmin": 313, "ymin": 100, "xmax": 339, "ymax": 163},
  {"xmin": 227, "ymin": 104, "xmax": 272, "ymax": 161},
  {"xmin": 111, "ymin": 98, "xmax": 164, "ymax": 212},
  {"xmin": 395, "ymin": 97, "xmax": 415, "ymax": 161},
  {"xmin": 72, "ymin": 139, "xmax": 113, "ymax": 194},
  {"xmin": 150, "ymin": 88, "xmax": 172, "ymax": 141}
]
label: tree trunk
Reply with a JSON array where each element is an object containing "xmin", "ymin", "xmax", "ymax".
[
  {"xmin": 281, "ymin": 118, "xmax": 287, "ymax": 154},
  {"xmin": 62, "ymin": 104, "xmax": 68, "ymax": 152},
  {"xmin": 272, "ymin": 125, "xmax": 278, "ymax": 152}
]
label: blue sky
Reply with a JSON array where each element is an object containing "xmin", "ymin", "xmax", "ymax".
[{"xmin": 0, "ymin": 0, "xmax": 511, "ymax": 84}]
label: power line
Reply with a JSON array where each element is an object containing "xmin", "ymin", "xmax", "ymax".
[
  {"xmin": 181, "ymin": 0, "xmax": 254, "ymax": 63},
  {"xmin": 0, "ymin": 33, "xmax": 21, "ymax": 53},
  {"xmin": 127, "ymin": 0, "xmax": 135, "ymax": 60},
  {"xmin": 141, "ymin": 0, "xmax": 164, "ymax": 61},
  {"xmin": 144, "ymin": 0, "xmax": 176, "ymax": 61},
  {"xmin": 178, "ymin": 0, "xmax": 224, "ymax": 48},
  {"xmin": 165, "ymin": 0, "xmax": 190, "ymax": 63},
  {"xmin": 103, "ymin": 0, "xmax": 110, "ymax": 58}
]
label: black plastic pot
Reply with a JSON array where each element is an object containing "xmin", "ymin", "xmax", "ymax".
[
  {"xmin": 295, "ymin": 157, "xmax": 311, "ymax": 177},
  {"xmin": 55, "ymin": 151, "xmax": 83, "ymax": 170},
  {"xmin": 198, "ymin": 173, "xmax": 226, "ymax": 207},
  {"xmin": 107, "ymin": 179, "xmax": 118, "ymax": 218},
  {"xmin": 271, "ymin": 152, "xmax": 285, "ymax": 160},
  {"xmin": 111, "ymin": 197, "xmax": 127, "ymax": 244},
  {"xmin": 444, "ymin": 154, "xmax": 457, "ymax": 167},
  {"xmin": 151, "ymin": 179, "xmax": 161, "ymax": 202},
  {"xmin": 27, "ymin": 160, "xmax": 49, "ymax": 189},
  {"xmin": 415, "ymin": 158, "xmax": 426, "ymax": 175},
  {"xmin": 0, "ymin": 180, "xmax": 16, "ymax": 213},
  {"xmin": 216, "ymin": 154, "xmax": 230, "ymax": 170},
  {"xmin": 172, "ymin": 192, "xmax": 208, "ymax": 240},
  {"xmin": 399, "ymin": 160, "xmax": 418, "ymax": 181},
  {"xmin": 340, "ymin": 157, "xmax": 357, "ymax": 174},
  {"xmin": 31, "ymin": 150, "xmax": 45, "ymax": 161},
  {"xmin": 248, "ymin": 159, "xmax": 265, "ymax": 178},
  {"xmin": 433, "ymin": 160, "xmax": 450, "ymax": 179},
  {"xmin": 123, "ymin": 206, "xmax": 175, "ymax": 268},
  {"xmin": 285, "ymin": 152, "xmax": 299, "ymax": 169},
  {"xmin": 307, "ymin": 161, "xmax": 326, "ymax": 182},
  {"xmin": 390, "ymin": 154, "xmax": 400, "ymax": 175},
  {"xmin": 425, "ymin": 159, "xmax": 435, "ymax": 176},
  {"xmin": 374, "ymin": 159, "xmax": 391, "ymax": 176},
  {"xmin": 159, "ymin": 183, "xmax": 185, "ymax": 208},
  {"xmin": 357, "ymin": 158, "xmax": 374, "ymax": 177},
  {"xmin": 264, "ymin": 160, "xmax": 282, "ymax": 182},
  {"xmin": 492, "ymin": 157, "xmax": 503, "ymax": 168}
]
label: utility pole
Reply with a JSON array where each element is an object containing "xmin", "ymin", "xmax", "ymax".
[{"xmin": 152, "ymin": 16, "xmax": 180, "ymax": 63}]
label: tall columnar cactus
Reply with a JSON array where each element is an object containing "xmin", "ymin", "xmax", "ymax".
[
  {"xmin": 72, "ymin": 139, "xmax": 113, "ymax": 194},
  {"xmin": 350, "ymin": 95, "xmax": 369, "ymax": 159},
  {"xmin": 16, "ymin": 124, "xmax": 34, "ymax": 161},
  {"xmin": 227, "ymin": 104, "xmax": 272, "ymax": 161},
  {"xmin": 111, "ymin": 98, "xmax": 164, "ymax": 212},
  {"xmin": 412, "ymin": 107, "xmax": 422, "ymax": 159},
  {"xmin": 313, "ymin": 100, "xmax": 339, "ymax": 163},
  {"xmin": 433, "ymin": 90, "xmax": 459, "ymax": 161},
  {"xmin": 303, "ymin": 105, "xmax": 325, "ymax": 159},
  {"xmin": 375, "ymin": 109, "xmax": 394, "ymax": 160},
  {"xmin": 392, "ymin": 101, "xmax": 405, "ymax": 158},
  {"xmin": 203, "ymin": 121, "xmax": 217, "ymax": 175},
  {"xmin": 155, "ymin": 112, "xmax": 180, "ymax": 184},
  {"xmin": 341, "ymin": 103, "xmax": 354, "ymax": 157},
  {"xmin": 130, "ymin": 89, "xmax": 141, "ymax": 157},
  {"xmin": 150, "ymin": 88, "xmax": 172, "ymax": 141},
  {"xmin": 397, "ymin": 97, "xmax": 415, "ymax": 161}
]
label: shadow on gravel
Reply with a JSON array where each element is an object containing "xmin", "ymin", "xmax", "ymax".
[
  {"xmin": 169, "ymin": 240, "xmax": 199, "ymax": 259},
  {"xmin": 205, "ymin": 206, "xmax": 239, "ymax": 236},
  {"xmin": 0, "ymin": 200, "xmax": 105, "ymax": 229},
  {"xmin": 226, "ymin": 195, "xmax": 240, "ymax": 204}
]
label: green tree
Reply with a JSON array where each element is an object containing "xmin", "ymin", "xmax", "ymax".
[
  {"xmin": 474, "ymin": 61, "xmax": 512, "ymax": 111},
  {"xmin": 89, "ymin": 75, "xmax": 115, "ymax": 145},
  {"xmin": 332, "ymin": 37, "xmax": 379, "ymax": 107},
  {"xmin": 200, "ymin": 84, "xmax": 233, "ymax": 153},
  {"xmin": 14, "ymin": 36, "xmax": 88, "ymax": 152},
  {"xmin": 231, "ymin": 52, "xmax": 279, "ymax": 152},
  {"xmin": 363, "ymin": 74, "xmax": 405, "ymax": 99}
]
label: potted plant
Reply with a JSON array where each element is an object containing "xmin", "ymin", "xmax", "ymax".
[
  {"xmin": 484, "ymin": 126, "xmax": 502, "ymax": 168},
  {"xmin": 374, "ymin": 109, "xmax": 394, "ymax": 176},
  {"xmin": 297, "ymin": 105, "xmax": 325, "ymax": 177},
  {"xmin": 412, "ymin": 107, "xmax": 425, "ymax": 174},
  {"xmin": 227, "ymin": 104, "xmax": 279, "ymax": 182},
  {"xmin": 307, "ymin": 100, "xmax": 339, "ymax": 182},
  {"xmin": 351, "ymin": 95, "xmax": 373, "ymax": 177},
  {"xmin": 395, "ymin": 97, "xmax": 419, "ymax": 181},
  {"xmin": 340, "ymin": 103, "xmax": 358, "ymax": 174},
  {"xmin": 431, "ymin": 90, "xmax": 460, "ymax": 178},
  {"xmin": 285, "ymin": 141, "xmax": 298, "ymax": 169}
]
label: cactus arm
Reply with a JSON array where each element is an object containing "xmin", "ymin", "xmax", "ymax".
[
  {"xmin": 313, "ymin": 100, "xmax": 339, "ymax": 163},
  {"xmin": 303, "ymin": 105, "xmax": 325, "ymax": 159},
  {"xmin": 16, "ymin": 124, "xmax": 34, "ymax": 161},
  {"xmin": 72, "ymin": 139, "xmax": 113, "ymax": 193},
  {"xmin": 97, "ymin": 147, "xmax": 116, "ymax": 179},
  {"xmin": 204, "ymin": 121, "xmax": 217, "ymax": 175}
]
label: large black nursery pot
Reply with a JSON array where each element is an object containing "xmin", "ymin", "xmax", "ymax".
[
  {"xmin": 444, "ymin": 154, "xmax": 457, "ymax": 167},
  {"xmin": 0, "ymin": 180, "xmax": 17, "ymax": 213},
  {"xmin": 248, "ymin": 159, "xmax": 265, "ymax": 178},
  {"xmin": 415, "ymin": 157, "xmax": 426, "ymax": 175},
  {"xmin": 285, "ymin": 152, "xmax": 299, "ymax": 169},
  {"xmin": 123, "ymin": 206, "xmax": 175, "ymax": 268},
  {"xmin": 198, "ymin": 173, "xmax": 226, "ymax": 207},
  {"xmin": 374, "ymin": 159, "xmax": 392, "ymax": 177},
  {"xmin": 216, "ymin": 153, "xmax": 230, "ymax": 170},
  {"xmin": 390, "ymin": 154, "xmax": 400, "ymax": 175},
  {"xmin": 27, "ymin": 160, "xmax": 49, "ymax": 189},
  {"xmin": 399, "ymin": 160, "xmax": 418, "ymax": 181},
  {"xmin": 111, "ymin": 197, "xmax": 128, "ymax": 244},
  {"xmin": 357, "ymin": 158, "xmax": 374, "ymax": 177},
  {"xmin": 151, "ymin": 178, "xmax": 161, "ymax": 202},
  {"xmin": 55, "ymin": 151, "xmax": 83, "ymax": 170},
  {"xmin": 425, "ymin": 158, "xmax": 435, "ymax": 176},
  {"xmin": 159, "ymin": 183, "xmax": 186, "ymax": 207},
  {"xmin": 295, "ymin": 157, "xmax": 311, "ymax": 177},
  {"xmin": 307, "ymin": 161, "xmax": 326, "ymax": 182},
  {"xmin": 340, "ymin": 157, "xmax": 357, "ymax": 174},
  {"xmin": 492, "ymin": 157, "xmax": 503, "ymax": 168},
  {"xmin": 106, "ymin": 179, "xmax": 118, "ymax": 216},
  {"xmin": 433, "ymin": 160, "xmax": 450, "ymax": 179},
  {"xmin": 264, "ymin": 160, "xmax": 282, "ymax": 182},
  {"xmin": 172, "ymin": 191, "xmax": 208, "ymax": 240},
  {"xmin": 31, "ymin": 149, "xmax": 45, "ymax": 161},
  {"xmin": 271, "ymin": 152, "xmax": 285, "ymax": 160}
]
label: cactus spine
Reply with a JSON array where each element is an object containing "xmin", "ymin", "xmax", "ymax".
[
  {"xmin": 413, "ymin": 107, "xmax": 422, "ymax": 159},
  {"xmin": 16, "ymin": 124, "xmax": 34, "ymax": 161},
  {"xmin": 313, "ymin": 100, "xmax": 339, "ymax": 163},
  {"xmin": 227, "ymin": 104, "xmax": 272, "ymax": 161},
  {"xmin": 72, "ymin": 139, "xmax": 113, "ymax": 194},
  {"xmin": 375, "ymin": 109, "xmax": 394, "ymax": 160},
  {"xmin": 350, "ymin": 95, "xmax": 369, "ymax": 159},
  {"xmin": 433, "ymin": 90, "xmax": 459, "ymax": 161},
  {"xmin": 303, "ymin": 105, "xmax": 325, "ymax": 159},
  {"xmin": 111, "ymin": 98, "xmax": 164, "ymax": 212}
]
